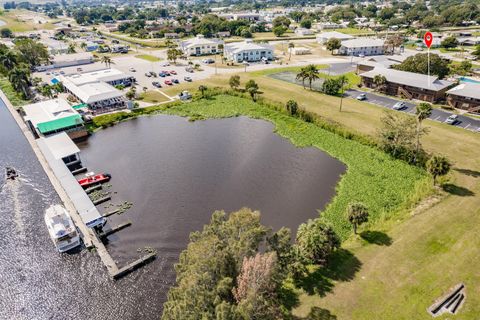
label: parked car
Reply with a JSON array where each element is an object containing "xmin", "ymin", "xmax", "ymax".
[
  {"xmin": 356, "ymin": 93, "xmax": 367, "ymax": 101},
  {"xmin": 145, "ymin": 72, "xmax": 152, "ymax": 77},
  {"xmin": 159, "ymin": 71, "xmax": 166, "ymax": 77},
  {"xmin": 172, "ymin": 78, "xmax": 179, "ymax": 84},
  {"xmin": 129, "ymin": 67, "xmax": 136, "ymax": 72},
  {"xmin": 184, "ymin": 76, "xmax": 192, "ymax": 82},
  {"xmin": 164, "ymin": 80, "xmax": 173, "ymax": 85},
  {"xmin": 444, "ymin": 114, "xmax": 458, "ymax": 125},
  {"xmin": 112, "ymin": 39, "xmax": 119, "ymax": 44},
  {"xmin": 163, "ymin": 71, "xmax": 170, "ymax": 76},
  {"xmin": 151, "ymin": 71, "xmax": 157, "ymax": 77},
  {"xmin": 170, "ymin": 70, "xmax": 177, "ymax": 75},
  {"xmin": 185, "ymin": 67, "xmax": 194, "ymax": 73},
  {"xmin": 152, "ymin": 81, "xmax": 162, "ymax": 88},
  {"xmin": 160, "ymin": 62, "xmax": 170, "ymax": 67},
  {"xmin": 76, "ymin": 67, "xmax": 83, "ymax": 72},
  {"xmin": 202, "ymin": 58, "xmax": 215, "ymax": 64},
  {"xmin": 392, "ymin": 101, "xmax": 406, "ymax": 110}
]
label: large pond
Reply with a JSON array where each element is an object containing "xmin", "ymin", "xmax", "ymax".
[{"xmin": 1, "ymin": 106, "xmax": 345, "ymax": 319}]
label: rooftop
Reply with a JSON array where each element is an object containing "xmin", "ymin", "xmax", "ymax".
[
  {"xmin": 446, "ymin": 83, "xmax": 480, "ymax": 100},
  {"xmin": 182, "ymin": 35, "xmax": 223, "ymax": 48},
  {"xmin": 225, "ymin": 40, "xmax": 273, "ymax": 53},
  {"xmin": 317, "ymin": 31, "xmax": 354, "ymax": 40},
  {"xmin": 23, "ymin": 98, "xmax": 83, "ymax": 133},
  {"xmin": 62, "ymin": 68, "xmax": 128, "ymax": 86},
  {"xmin": 53, "ymin": 52, "xmax": 93, "ymax": 64},
  {"xmin": 41, "ymin": 132, "xmax": 80, "ymax": 159},
  {"xmin": 341, "ymin": 38, "xmax": 385, "ymax": 48},
  {"xmin": 361, "ymin": 67, "xmax": 455, "ymax": 91}
]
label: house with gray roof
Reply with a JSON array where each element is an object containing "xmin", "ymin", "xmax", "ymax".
[
  {"xmin": 339, "ymin": 38, "xmax": 385, "ymax": 56},
  {"xmin": 446, "ymin": 82, "xmax": 480, "ymax": 114},
  {"xmin": 224, "ymin": 40, "xmax": 274, "ymax": 63},
  {"xmin": 360, "ymin": 67, "xmax": 455, "ymax": 103},
  {"xmin": 316, "ymin": 31, "xmax": 354, "ymax": 44},
  {"xmin": 180, "ymin": 35, "xmax": 223, "ymax": 56}
]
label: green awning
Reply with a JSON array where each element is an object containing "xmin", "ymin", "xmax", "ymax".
[
  {"xmin": 72, "ymin": 103, "xmax": 88, "ymax": 110},
  {"xmin": 37, "ymin": 114, "xmax": 84, "ymax": 134}
]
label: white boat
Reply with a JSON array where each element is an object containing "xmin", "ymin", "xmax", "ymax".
[{"xmin": 45, "ymin": 205, "xmax": 81, "ymax": 253}]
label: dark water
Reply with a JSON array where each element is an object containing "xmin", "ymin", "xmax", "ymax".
[{"xmin": 1, "ymin": 102, "xmax": 345, "ymax": 319}]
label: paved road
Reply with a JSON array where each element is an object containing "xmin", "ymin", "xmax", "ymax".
[{"xmin": 346, "ymin": 89, "xmax": 480, "ymax": 132}]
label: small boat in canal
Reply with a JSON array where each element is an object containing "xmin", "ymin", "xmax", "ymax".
[
  {"xmin": 77, "ymin": 172, "xmax": 111, "ymax": 189},
  {"xmin": 44, "ymin": 205, "xmax": 81, "ymax": 253},
  {"xmin": 5, "ymin": 167, "xmax": 18, "ymax": 180}
]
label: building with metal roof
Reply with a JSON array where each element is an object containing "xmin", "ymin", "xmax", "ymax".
[
  {"xmin": 446, "ymin": 82, "xmax": 480, "ymax": 114},
  {"xmin": 339, "ymin": 38, "xmax": 385, "ymax": 56},
  {"xmin": 224, "ymin": 40, "xmax": 274, "ymax": 63},
  {"xmin": 23, "ymin": 98, "xmax": 87, "ymax": 139}
]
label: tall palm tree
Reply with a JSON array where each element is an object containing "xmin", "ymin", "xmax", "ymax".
[
  {"xmin": 9, "ymin": 66, "xmax": 31, "ymax": 99},
  {"xmin": 100, "ymin": 55, "xmax": 113, "ymax": 68},
  {"xmin": 338, "ymin": 75, "xmax": 349, "ymax": 112},
  {"xmin": 80, "ymin": 42, "xmax": 87, "ymax": 51},
  {"xmin": 218, "ymin": 43, "xmax": 224, "ymax": 65},
  {"xmin": 0, "ymin": 50, "xmax": 18, "ymax": 71},
  {"xmin": 303, "ymin": 64, "xmax": 320, "ymax": 91},
  {"xmin": 296, "ymin": 67, "xmax": 307, "ymax": 89},
  {"xmin": 288, "ymin": 42, "xmax": 294, "ymax": 61},
  {"xmin": 414, "ymin": 102, "xmax": 432, "ymax": 163},
  {"xmin": 67, "ymin": 42, "xmax": 76, "ymax": 54},
  {"xmin": 372, "ymin": 74, "xmax": 387, "ymax": 92}
]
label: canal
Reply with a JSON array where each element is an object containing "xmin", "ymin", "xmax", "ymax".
[{"xmin": 1, "ymin": 104, "xmax": 345, "ymax": 319}]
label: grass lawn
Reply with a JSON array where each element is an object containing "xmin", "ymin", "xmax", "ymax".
[
  {"xmin": 333, "ymin": 28, "xmax": 374, "ymax": 35},
  {"xmin": 438, "ymin": 47, "xmax": 464, "ymax": 53},
  {"xmin": 155, "ymin": 69, "xmax": 480, "ymax": 319},
  {"xmin": 0, "ymin": 10, "xmax": 54, "ymax": 32},
  {"xmin": 138, "ymin": 90, "xmax": 171, "ymax": 103},
  {"xmin": 135, "ymin": 54, "xmax": 162, "ymax": 62},
  {"xmin": 0, "ymin": 77, "xmax": 30, "ymax": 107}
]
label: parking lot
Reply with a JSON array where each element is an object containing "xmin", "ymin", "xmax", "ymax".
[{"xmin": 346, "ymin": 89, "xmax": 480, "ymax": 132}]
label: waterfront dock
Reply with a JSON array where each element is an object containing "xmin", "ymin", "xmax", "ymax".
[{"xmin": 1, "ymin": 91, "xmax": 155, "ymax": 279}]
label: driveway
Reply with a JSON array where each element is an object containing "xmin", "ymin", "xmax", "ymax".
[{"xmin": 346, "ymin": 89, "xmax": 480, "ymax": 132}]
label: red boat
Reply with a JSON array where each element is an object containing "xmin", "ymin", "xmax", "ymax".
[{"xmin": 77, "ymin": 173, "xmax": 111, "ymax": 189}]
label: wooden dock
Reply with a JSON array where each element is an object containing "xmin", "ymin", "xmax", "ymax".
[
  {"xmin": 113, "ymin": 252, "xmax": 157, "ymax": 279},
  {"xmin": 93, "ymin": 196, "xmax": 111, "ymax": 205},
  {"xmin": 99, "ymin": 220, "xmax": 132, "ymax": 238}
]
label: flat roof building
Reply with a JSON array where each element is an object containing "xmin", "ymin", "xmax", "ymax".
[
  {"xmin": 23, "ymin": 98, "xmax": 87, "ymax": 139},
  {"xmin": 446, "ymin": 82, "xmax": 480, "ymax": 114},
  {"xmin": 181, "ymin": 34, "xmax": 223, "ymax": 56},
  {"xmin": 339, "ymin": 38, "xmax": 385, "ymax": 56},
  {"xmin": 316, "ymin": 31, "xmax": 354, "ymax": 44}
]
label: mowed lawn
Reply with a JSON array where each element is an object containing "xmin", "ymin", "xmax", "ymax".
[
  {"xmin": 160, "ymin": 69, "xmax": 480, "ymax": 319},
  {"xmin": 0, "ymin": 10, "xmax": 55, "ymax": 32},
  {"xmin": 135, "ymin": 54, "xmax": 162, "ymax": 62},
  {"xmin": 138, "ymin": 90, "xmax": 171, "ymax": 103}
]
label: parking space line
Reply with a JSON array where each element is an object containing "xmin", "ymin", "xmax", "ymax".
[
  {"xmin": 435, "ymin": 116, "xmax": 441, "ymax": 120},
  {"xmin": 465, "ymin": 123, "xmax": 470, "ymax": 129}
]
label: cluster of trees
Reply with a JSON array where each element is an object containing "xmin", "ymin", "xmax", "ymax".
[
  {"xmin": 0, "ymin": 39, "xmax": 49, "ymax": 99},
  {"xmin": 193, "ymin": 14, "xmax": 253, "ymax": 38},
  {"xmin": 68, "ymin": 6, "xmax": 168, "ymax": 25},
  {"xmin": 393, "ymin": 53, "xmax": 450, "ymax": 79},
  {"xmin": 162, "ymin": 208, "xmax": 342, "ymax": 320}
]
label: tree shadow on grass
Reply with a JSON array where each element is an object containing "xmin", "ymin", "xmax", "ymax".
[
  {"xmin": 442, "ymin": 183, "xmax": 475, "ymax": 197},
  {"xmin": 360, "ymin": 230, "xmax": 392, "ymax": 246},
  {"xmin": 295, "ymin": 249, "xmax": 361, "ymax": 297},
  {"xmin": 454, "ymin": 168, "xmax": 480, "ymax": 178},
  {"xmin": 293, "ymin": 307, "xmax": 338, "ymax": 320}
]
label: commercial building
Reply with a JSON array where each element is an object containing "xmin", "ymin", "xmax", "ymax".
[
  {"xmin": 224, "ymin": 40, "xmax": 274, "ymax": 63},
  {"xmin": 58, "ymin": 69, "xmax": 132, "ymax": 113},
  {"xmin": 316, "ymin": 31, "xmax": 354, "ymax": 44},
  {"xmin": 52, "ymin": 52, "xmax": 94, "ymax": 69},
  {"xmin": 22, "ymin": 98, "xmax": 87, "ymax": 139},
  {"xmin": 339, "ymin": 38, "xmax": 385, "ymax": 56},
  {"xmin": 180, "ymin": 35, "xmax": 223, "ymax": 56},
  {"xmin": 446, "ymin": 83, "xmax": 480, "ymax": 114},
  {"xmin": 360, "ymin": 67, "xmax": 455, "ymax": 103}
]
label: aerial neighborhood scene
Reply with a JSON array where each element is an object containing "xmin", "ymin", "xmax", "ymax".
[{"xmin": 1, "ymin": 0, "xmax": 480, "ymax": 319}]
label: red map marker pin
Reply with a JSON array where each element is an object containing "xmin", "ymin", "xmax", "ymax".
[{"xmin": 424, "ymin": 31, "xmax": 433, "ymax": 48}]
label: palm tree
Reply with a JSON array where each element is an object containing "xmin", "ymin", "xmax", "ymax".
[
  {"xmin": 414, "ymin": 102, "xmax": 432, "ymax": 162},
  {"xmin": 288, "ymin": 42, "xmax": 294, "ymax": 61},
  {"xmin": 303, "ymin": 64, "xmax": 320, "ymax": 91},
  {"xmin": 80, "ymin": 42, "xmax": 87, "ymax": 51},
  {"xmin": 100, "ymin": 55, "xmax": 113, "ymax": 68},
  {"xmin": 9, "ymin": 66, "xmax": 31, "ymax": 99},
  {"xmin": 296, "ymin": 67, "xmax": 307, "ymax": 89},
  {"xmin": 338, "ymin": 75, "xmax": 349, "ymax": 112},
  {"xmin": 218, "ymin": 43, "xmax": 224, "ymax": 65},
  {"xmin": 426, "ymin": 156, "xmax": 451, "ymax": 185},
  {"xmin": 164, "ymin": 39, "xmax": 175, "ymax": 48},
  {"xmin": 198, "ymin": 85, "xmax": 207, "ymax": 98},
  {"xmin": 0, "ymin": 50, "xmax": 18, "ymax": 71},
  {"xmin": 372, "ymin": 74, "xmax": 387, "ymax": 92},
  {"xmin": 347, "ymin": 202, "xmax": 369, "ymax": 234},
  {"xmin": 67, "ymin": 42, "xmax": 76, "ymax": 54}
]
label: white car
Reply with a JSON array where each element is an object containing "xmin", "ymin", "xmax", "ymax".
[
  {"xmin": 444, "ymin": 114, "xmax": 458, "ymax": 125},
  {"xmin": 392, "ymin": 102, "xmax": 406, "ymax": 110},
  {"xmin": 356, "ymin": 93, "xmax": 367, "ymax": 101},
  {"xmin": 160, "ymin": 62, "xmax": 170, "ymax": 67},
  {"xmin": 129, "ymin": 67, "xmax": 136, "ymax": 72}
]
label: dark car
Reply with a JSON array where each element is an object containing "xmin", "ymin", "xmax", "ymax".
[
  {"xmin": 184, "ymin": 76, "xmax": 192, "ymax": 82},
  {"xmin": 172, "ymin": 78, "xmax": 179, "ymax": 84},
  {"xmin": 152, "ymin": 81, "xmax": 162, "ymax": 88}
]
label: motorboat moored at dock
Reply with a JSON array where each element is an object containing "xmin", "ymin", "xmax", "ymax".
[
  {"xmin": 44, "ymin": 205, "xmax": 81, "ymax": 253},
  {"xmin": 5, "ymin": 167, "xmax": 18, "ymax": 180},
  {"xmin": 77, "ymin": 172, "xmax": 111, "ymax": 189}
]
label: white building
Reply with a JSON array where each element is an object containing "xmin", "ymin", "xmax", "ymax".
[
  {"xmin": 53, "ymin": 52, "xmax": 94, "ymax": 69},
  {"xmin": 219, "ymin": 13, "xmax": 262, "ymax": 22},
  {"xmin": 22, "ymin": 98, "xmax": 87, "ymax": 139},
  {"xmin": 316, "ymin": 31, "xmax": 354, "ymax": 44},
  {"xmin": 339, "ymin": 38, "xmax": 385, "ymax": 56},
  {"xmin": 224, "ymin": 40, "xmax": 274, "ymax": 63},
  {"xmin": 294, "ymin": 28, "xmax": 315, "ymax": 36},
  {"xmin": 314, "ymin": 22, "xmax": 347, "ymax": 30},
  {"xmin": 180, "ymin": 35, "xmax": 223, "ymax": 56},
  {"xmin": 58, "ymin": 70, "xmax": 130, "ymax": 113},
  {"xmin": 290, "ymin": 47, "xmax": 311, "ymax": 55}
]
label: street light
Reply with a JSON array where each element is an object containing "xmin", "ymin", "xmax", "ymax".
[{"xmin": 243, "ymin": 60, "xmax": 248, "ymax": 73}]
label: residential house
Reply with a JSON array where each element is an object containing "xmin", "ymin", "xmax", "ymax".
[
  {"xmin": 446, "ymin": 83, "xmax": 480, "ymax": 114},
  {"xmin": 180, "ymin": 35, "xmax": 223, "ymax": 56},
  {"xmin": 224, "ymin": 40, "xmax": 274, "ymax": 63},
  {"xmin": 22, "ymin": 98, "xmax": 87, "ymax": 140},
  {"xmin": 164, "ymin": 33, "xmax": 179, "ymax": 39},
  {"xmin": 295, "ymin": 28, "xmax": 315, "ymax": 36},
  {"xmin": 316, "ymin": 31, "xmax": 354, "ymax": 44},
  {"xmin": 357, "ymin": 55, "xmax": 407, "ymax": 73},
  {"xmin": 339, "ymin": 38, "xmax": 385, "ymax": 56},
  {"xmin": 360, "ymin": 67, "xmax": 455, "ymax": 103}
]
